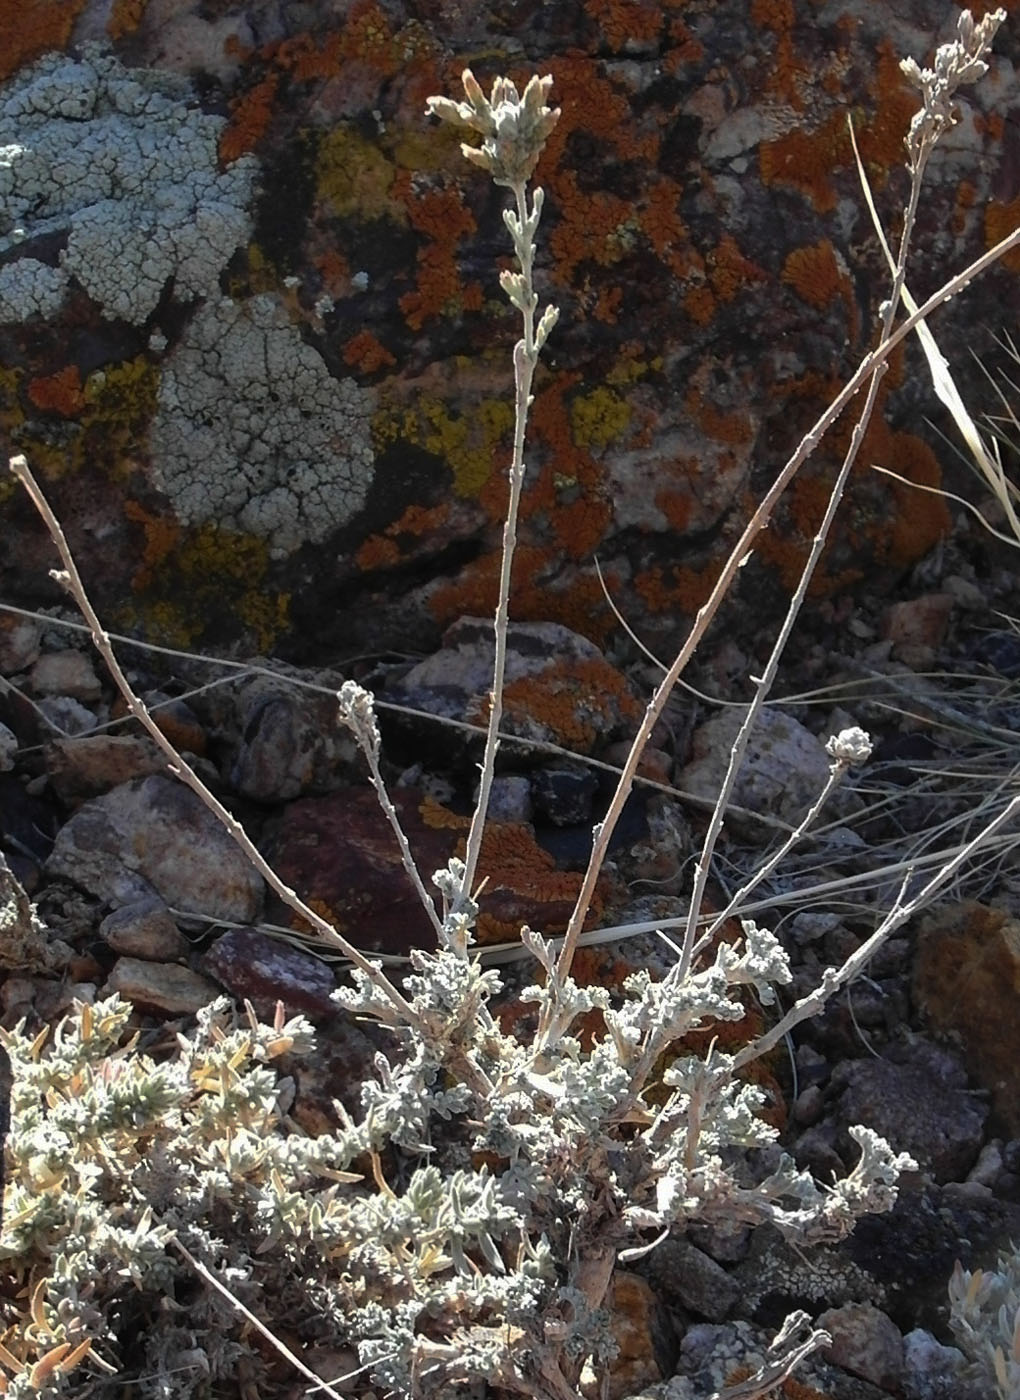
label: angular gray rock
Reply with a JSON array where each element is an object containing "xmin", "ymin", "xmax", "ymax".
[{"xmin": 46, "ymin": 774, "xmax": 263, "ymax": 921}]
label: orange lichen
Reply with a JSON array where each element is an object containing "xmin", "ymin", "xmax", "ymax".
[
  {"xmin": 751, "ymin": 0, "xmax": 795, "ymax": 28},
  {"xmin": 762, "ymin": 42, "xmax": 911, "ymax": 210},
  {"xmin": 534, "ymin": 55, "xmax": 659, "ymax": 288},
  {"xmin": 106, "ymin": 0, "xmax": 145, "ymax": 39},
  {"xmin": 708, "ymin": 235, "xmax": 765, "ymax": 303},
  {"xmin": 781, "ymin": 238, "xmax": 860, "ymax": 339},
  {"xmin": 551, "ymin": 495, "xmax": 613, "ymax": 560},
  {"xmin": 684, "ymin": 285, "xmax": 717, "ymax": 326},
  {"xmin": 343, "ymin": 330, "xmax": 397, "ymax": 374},
  {"xmin": 781, "ymin": 1378, "xmax": 831, "ymax": 1400},
  {"xmin": 951, "ymin": 179, "xmax": 979, "ymax": 236},
  {"xmin": 497, "ymin": 656, "xmax": 640, "ymax": 753},
  {"xmin": 355, "ymin": 499, "xmax": 454, "ymax": 573},
  {"xmin": 976, "ymin": 110, "xmax": 1005, "ymax": 141},
  {"xmin": 664, "ymin": 17, "xmax": 705, "ymax": 71},
  {"xmin": 875, "ymin": 428, "xmax": 951, "ymax": 565},
  {"xmin": 642, "ymin": 179, "xmax": 693, "ymax": 276},
  {"xmin": 0, "ymin": 0, "xmax": 87, "ymax": 81},
  {"xmin": 634, "ymin": 562, "xmax": 719, "ymax": 616},
  {"xmin": 760, "ymin": 112, "xmax": 847, "ymax": 213},
  {"xmin": 985, "ymin": 194, "xmax": 1020, "ymax": 273},
  {"xmin": 427, "ymin": 548, "xmax": 616, "ymax": 646},
  {"xmin": 587, "ymin": 0, "xmax": 663, "ymax": 51},
  {"xmin": 594, "ymin": 284, "xmax": 623, "ymax": 324},
  {"xmin": 654, "ymin": 488, "xmax": 694, "ymax": 533},
  {"xmin": 419, "ymin": 795, "xmax": 468, "ymax": 832},
  {"xmin": 26, "ymin": 367, "xmax": 85, "ymax": 418},
  {"xmin": 855, "ymin": 39, "xmax": 916, "ymax": 174},
  {"xmin": 270, "ymin": 0, "xmax": 404, "ymax": 82},
  {"xmin": 124, "ymin": 500, "xmax": 181, "ymax": 591},
  {"xmin": 395, "ymin": 171, "xmax": 480, "ymax": 328},
  {"xmin": 444, "ymin": 820, "xmax": 603, "ymax": 945},
  {"xmin": 685, "ymin": 391, "xmax": 753, "ymax": 446},
  {"xmin": 314, "ymin": 247, "xmax": 352, "ymax": 296},
  {"xmin": 219, "ymin": 73, "xmax": 279, "ymax": 163},
  {"xmin": 390, "ymin": 502, "xmax": 451, "ymax": 537},
  {"xmin": 342, "ymin": 0, "xmax": 400, "ymax": 77},
  {"xmin": 548, "ymin": 175, "xmax": 635, "ymax": 284},
  {"xmin": 354, "ymin": 535, "xmax": 401, "ymax": 571}
]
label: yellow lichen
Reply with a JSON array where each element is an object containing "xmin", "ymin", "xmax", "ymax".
[
  {"xmin": 82, "ymin": 357, "xmax": 159, "ymax": 473},
  {"xmin": 373, "ymin": 393, "xmax": 513, "ymax": 498},
  {"xmin": 316, "ymin": 126, "xmax": 403, "ymax": 222},
  {"xmin": 569, "ymin": 386, "xmax": 631, "ymax": 453},
  {"xmin": 123, "ymin": 523, "xmax": 290, "ymax": 652}
]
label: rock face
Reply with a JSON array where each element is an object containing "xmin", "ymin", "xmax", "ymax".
[
  {"xmin": 2, "ymin": 0, "xmax": 1016, "ymax": 661},
  {"xmin": 45, "ymin": 774, "xmax": 264, "ymax": 921},
  {"xmin": 914, "ymin": 901, "xmax": 1020, "ymax": 1136}
]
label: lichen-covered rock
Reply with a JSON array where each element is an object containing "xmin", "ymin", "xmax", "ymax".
[
  {"xmin": 263, "ymin": 783, "xmax": 602, "ymax": 953},
  {"xmin": 0, "ymin": 48, "xmax": 256, "ymax": 324},
  {"xmin": 386, "ymin": 616, "xmax": 641, "ymax": 758},
  {"xmin": 151, "ymin": 294, "xmax": 375, "ymax": 558},
  {"xmin": 0, "ymin": 0, "xmax": 1015, "ymax": 659}
]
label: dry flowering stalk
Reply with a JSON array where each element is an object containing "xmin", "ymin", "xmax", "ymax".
[{"xmin": 425, "ymin": 71, "xmax": 560, "ymax": 912}]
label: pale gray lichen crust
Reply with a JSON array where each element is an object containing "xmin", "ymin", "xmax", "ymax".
[
  {"xmin": 0, "ymin": 47, "xmax": 256, "ymax": 324},
  {"xmin": 151, "ymin": 295, "xmax": 376, "ymax": 558}
]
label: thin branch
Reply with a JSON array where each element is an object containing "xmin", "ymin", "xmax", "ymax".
[
  {"xmin": 8, "ymin": 454, "xmax": 423, "ymax": 1034},
  {"xmin": 551, "ymin": 213, "xmax": 1020, "ymax": 995}
]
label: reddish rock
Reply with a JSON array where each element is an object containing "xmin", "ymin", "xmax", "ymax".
[
  {"xmin": 881, "ymin": 593, "xmax": 955, "ymax": 667},
  {"xmin": 600, "ymin": 1271, "xmax": 676, "ymax": 1400},
  {"xmin": 262, "ymin": 787, "xmax": 451, "ymax": 958},
  {"xmin": 203, "ymin": 926, "xmax": 338, "ymax": 1019},
  {"xmin": 914, "ymin": 901, "xmax": 1020, "ymax": 1136},
  {"xmin": 818, "ymin": 1301, "xmax": 904, "ymax": 1391},
  {"xmin": 265, "ymin": 785, "xmax": 604, "ymax": 954}
]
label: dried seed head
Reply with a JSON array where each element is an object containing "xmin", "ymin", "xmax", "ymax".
[
  {"xmin": 427, "ymin": 69, "xmax": 559, "ymax": 188},
  {"xmin": 825, "ymin": 726, "xmax": 873, "ymax": 768}
]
